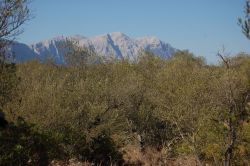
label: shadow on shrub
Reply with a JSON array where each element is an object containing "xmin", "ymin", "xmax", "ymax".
[
  {"xmin": 0, "ymin": 117, "xmax": 64, "ymax": 166},
  {"xmin": 71, "ymin": 131, "xmax": 124, "ymax": 165},
  {"xmin": 88, "ymin": 132, "xmax": 124, "ymax": 165}
]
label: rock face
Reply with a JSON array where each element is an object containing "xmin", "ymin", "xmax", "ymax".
[{"xmin": 10, "ymin": 32, "xmax": 176, "ymax": 63}]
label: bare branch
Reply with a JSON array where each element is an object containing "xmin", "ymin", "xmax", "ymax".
[{"xmin": 0, "ymin": 0, "xmax": 31, "ymax": 62}]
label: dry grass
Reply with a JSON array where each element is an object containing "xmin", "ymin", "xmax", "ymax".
[
  {"xmin": 121, "ymin": 145, "xmax": 167, "ymax": 165},
  {"xmin": 121, "ymin": 145, "xmax": 197, "ymax": 166},
  {"xmin": 50, "ymin": 159, "xmax": 93, "ymax": 166},
  {"xmin": 50, "ymin": 146, "xmax": 199, "ymax": 166}
]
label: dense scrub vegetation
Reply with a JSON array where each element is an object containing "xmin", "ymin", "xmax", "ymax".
[
  {"xmin": 0, "ymin": 0, "xmax": 249, "ymax": 165},
  {"xmin": 1, "ymin": 50, "xmax": 250, "ymax": 165}
]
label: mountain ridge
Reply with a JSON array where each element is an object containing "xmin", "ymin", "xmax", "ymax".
[{"xmin": 10, "ymin": 32, "xmax": 177, "ymax": 63}]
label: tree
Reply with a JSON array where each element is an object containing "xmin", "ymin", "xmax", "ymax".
[
  {"xmin": 60, "ymin": 38, "xmax": 102, "ymax": 66},
  {"xmin": 238, "ymin": 0, "xmax": 250, "ymax": 39},
  {"xmin": 154, "ymin": 51, "xmax": 213, "ymax": 165},
  {"xmin": 0, "ymin": 0, "xmax": 30, "ymax": 129},
  {"xmin": 217, "ymin": 52, "xmax": 250, "ymax": 166},
  {"xmin": 0, "ymin": 0, "xmax": 30, "ymax": 61}
]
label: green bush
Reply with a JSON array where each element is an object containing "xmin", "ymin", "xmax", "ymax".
[
  {"xmin": 2, "ymin": 51, "xmax": 249, "ymax": 165},
  {"xmin": 0, "ymin": 117, "xmax": 63, "ymax": 165}
]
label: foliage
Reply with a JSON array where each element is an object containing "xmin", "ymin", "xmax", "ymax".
[
  {"xmin": 2, "ymin": 50, "xmax": 250, "ymax": 165},
  {"xmin": 239, "ymin": 0, "xmax": 250, "ymax": 39},
  {"xmin": 0, "ymin": 62, "xmax": 18, "ymax": 111},
  {"xmin": 0, "ymin": 117, "xmax": 63, "ymax": 165}
]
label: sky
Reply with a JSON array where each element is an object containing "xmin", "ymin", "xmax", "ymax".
[{"xmin": 18, "ymin": 0, "xmax": 250, "ymax": 63}]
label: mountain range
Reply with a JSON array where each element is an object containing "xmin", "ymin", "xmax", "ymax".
[{"xmin": 10, "ymin": 32, "xmax": 176, "ymax": 63}]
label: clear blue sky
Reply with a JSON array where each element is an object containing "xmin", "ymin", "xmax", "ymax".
[{"xmin": 19, "ymin": 0, "xmax": 250, "ymax": 63}]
